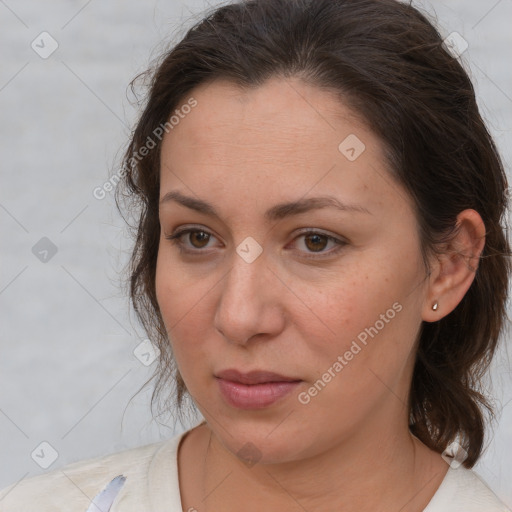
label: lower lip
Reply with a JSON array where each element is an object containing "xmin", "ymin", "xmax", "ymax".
[{"xmin": 217, "ymin": 378, "xmax": 302, "ymax": 409}]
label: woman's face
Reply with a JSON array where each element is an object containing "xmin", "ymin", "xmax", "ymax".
[{"xmin": 156, "ymin": 77, "xmax": 431, "ymax": 463}]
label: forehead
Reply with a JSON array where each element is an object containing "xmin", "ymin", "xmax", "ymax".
[
  {"xmin": 159, "ymin": 76, "xmax": 407, "ymax": 217},
  {"xmin": 162, "ymin": 76, "xmax": 369, "ymax": 158}
]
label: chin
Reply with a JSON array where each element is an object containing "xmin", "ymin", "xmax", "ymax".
[{"xmin": 205, "ymin": 412, "xmax": 313, "ymax": 465}]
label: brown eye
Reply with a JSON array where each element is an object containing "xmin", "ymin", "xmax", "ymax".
[
  {"xmin": 304, "ymin": 233, "xmax": 329, "ymax": 252},
  {"xmin": 188, "ymin": 230, "xmax": 211, "ymax": 248},
  {"xmin": 292, "ymin": 230, "xmax": 347, "ymax": 259},
  {"xmin": 165, "ymin": 228, "xmax": 217, "ymax": 253},
  {"xmin": 165, "ymin": 227, "xmax": 346, "ymax": 259}
]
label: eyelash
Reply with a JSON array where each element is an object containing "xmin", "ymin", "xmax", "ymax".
[{"xmin": 164, "ymin": 226, "xmax": 347, "ymax": 259}]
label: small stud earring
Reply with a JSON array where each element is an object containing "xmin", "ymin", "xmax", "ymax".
[{"xmin": 432, "ymin": 302, "xmax": 439, "ymax": 311}]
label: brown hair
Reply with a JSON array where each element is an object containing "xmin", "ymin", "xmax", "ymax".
[{"xmin": 116, "ymin": 0, "xmax": 511, "ymax": 467}]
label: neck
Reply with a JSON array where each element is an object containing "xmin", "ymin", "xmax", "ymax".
[{"xmin": 197, "ymin": 412, "xmax": 448, "ymax": 512}]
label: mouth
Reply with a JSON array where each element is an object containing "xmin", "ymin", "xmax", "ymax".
[
  {"xmin": 215, "ymin": 369, "xmax": 302, "ymax": 409},
  {"xmin": 215, "ymin": 368, "xmax": 302, "ymax": 384}
]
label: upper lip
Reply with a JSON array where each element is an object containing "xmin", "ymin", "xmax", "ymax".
[{"xmin": 216, "ymin": 369, "xmax": 301, "ymax": 385}]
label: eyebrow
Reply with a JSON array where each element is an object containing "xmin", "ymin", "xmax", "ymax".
[{"xmin": 159, "ymin": 190, "xmax": 372, "ymax": 222}]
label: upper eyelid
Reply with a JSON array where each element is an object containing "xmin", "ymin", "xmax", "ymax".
[
  {"xmin": 168, "ymin": 225, "xmax": 344, "ymax": 240},
  {"xmin": 167, "ymin": 226, "xmax": 347, "ymax": 250}
]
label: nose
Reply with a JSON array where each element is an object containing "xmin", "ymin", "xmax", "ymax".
[{"xmin": 213, "ymin": 248, "xmax": 286, "ymax": 346}]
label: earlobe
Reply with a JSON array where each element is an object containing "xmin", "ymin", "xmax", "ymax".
[{"xmin": 422, "ymin": 209, "xmax": 486, "ymax": 323}]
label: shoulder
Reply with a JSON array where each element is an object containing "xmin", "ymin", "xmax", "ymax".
[
  {"xmin": 0, "ymin": 432, "xmax": 184, "ymax": 512},
  {"xmin": 424, "ymin": 465, "xmax": 511, "ymax": 512}
]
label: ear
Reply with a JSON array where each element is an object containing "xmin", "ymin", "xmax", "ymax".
[{"xmin": 422, "ymin": 209, "xmax": 486, "ymax": 323}]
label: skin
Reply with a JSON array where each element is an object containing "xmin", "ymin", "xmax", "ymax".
[{"xmin": 155, "ymin": 76, "xmax": 486, "ymax": 511}]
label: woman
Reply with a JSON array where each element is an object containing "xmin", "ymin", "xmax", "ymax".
[{"xmin": 1, "ymin": 0, "xmax": 510, "ymax": 510}]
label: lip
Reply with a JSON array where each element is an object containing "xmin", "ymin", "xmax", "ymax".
[
  {"xmin": 215, "ymin": 369, "xmax": 302, "ymax": 409},
  {"xmin": 216, "ymin": 369, "xmax": 301, "ymax": 384}
]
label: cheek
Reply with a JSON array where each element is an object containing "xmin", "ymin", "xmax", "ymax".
[
  {"xmin": 155, "ymin": 247, "xmax": 214, "ymax": 374},
  {"xmin": 292, "ymin": 252, "xmax": 420, "ymax": 381},
  {"xmin": 155, "ymin": 242, "xmax": 213, "ymax": 327},
  {"xmin": 293, "ymin": 289, "xmax": 413, "ymax": 435}
]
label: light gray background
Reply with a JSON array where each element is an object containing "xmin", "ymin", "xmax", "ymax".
[{"xmin": 1, "ymin": 0, "xmax": 511, "ymax": 505}]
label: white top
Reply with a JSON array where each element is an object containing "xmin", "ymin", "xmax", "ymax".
[{"xmin": 1, "ymin": 427, "xmax": 510, "ymax": 512}]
